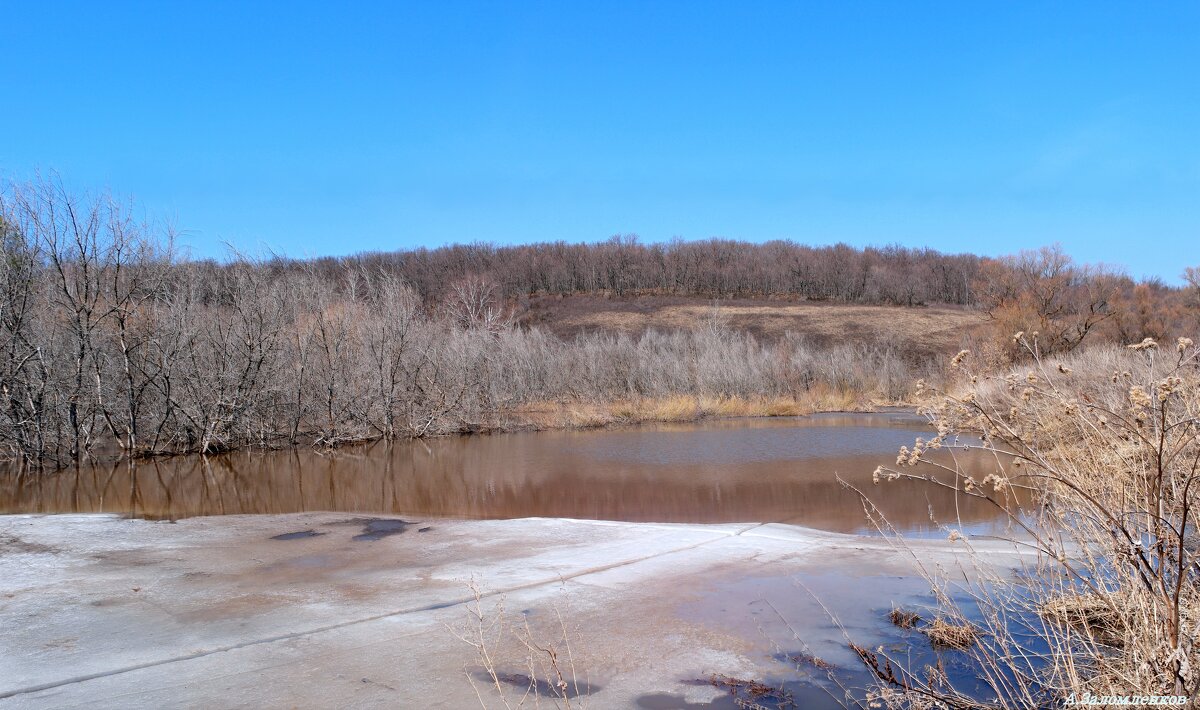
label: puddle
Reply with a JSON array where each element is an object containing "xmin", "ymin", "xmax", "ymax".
[
  {"xmin": 674, "ymin": 564, "xmax": 1015, "ymax": 708},
  {"xmin": 270, "ymin": 530, "xmax": 326, "ymax": 541},
  {"xmin": 350, "ymin": 518, "xmax": 411, "ymax": 541}
]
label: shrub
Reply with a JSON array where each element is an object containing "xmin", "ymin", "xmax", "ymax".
[{"xmin": 862, "ymin": 335, "xmax": 1200, "ymax": 707}]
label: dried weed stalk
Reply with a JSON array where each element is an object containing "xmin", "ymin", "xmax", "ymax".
[
  {"xmin": 449, "ymin": 581, "xmax": 590, "ymax": 710},
  {"xmin": 858, "ymin": 336, "xmax": 1200, "ymax": 708}
]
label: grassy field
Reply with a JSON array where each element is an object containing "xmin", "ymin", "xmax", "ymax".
[{"xmin": 521, "ymin": 293, "xmax": 987, "ymax": 357}]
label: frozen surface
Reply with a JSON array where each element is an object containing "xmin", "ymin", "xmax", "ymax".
[{"xmin": 0, "ymin": 513, "xmax": 1028, "ymax": 708}]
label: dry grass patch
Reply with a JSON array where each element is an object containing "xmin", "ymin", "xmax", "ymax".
[
  {"xmin": 888, "ymin": 607, "xmax": 921, "ymax": 630},
  {"xmin": 857, "ymin": 337, "xmax": 1200, "ymax": 707},
  {"xmin": 510, "ymin": 392, "xmax": 880, "ymax": 431},
  {"xmin": 1039, "ymin": 593, "xmax": 1125, "ymax": 648},
  {"xmin": 922, "ymin": 618, "xmax": 978, "ymax": 650},
  {"xmin": 706, "ymin": 674, "xmax": 796, "ymax": 707},
  {"xmin": 523, "ymin": 294, "xmax": 985, "ymax": 356}
]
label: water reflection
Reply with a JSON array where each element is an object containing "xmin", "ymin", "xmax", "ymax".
[{"xmin": 0, "ymin": 413, "xmax": 1016, "ymax": 534}]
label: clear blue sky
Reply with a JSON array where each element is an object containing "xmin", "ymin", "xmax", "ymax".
[{"xmin": 3, "ymin": 2, "xmax": 1197, "ymax": 280}]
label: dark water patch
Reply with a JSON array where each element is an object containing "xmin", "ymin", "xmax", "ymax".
[
  {"xmin": 270, "ymin": 529, "xmax": 325, "ymax": 541},
  {"xmin": 418, "ymin": 526, "xmax": 432, "ymax": 532},
  {"xmin": 684, "ymin": 570, "xmax": 1028, "ymax": 708},
  {"xmin": 471, "ymin": 670, "xmax": 599, "ymax": 698},
  {"xmin": 351, "ymin": 518, "xmax": 411, "ymax": 541}
]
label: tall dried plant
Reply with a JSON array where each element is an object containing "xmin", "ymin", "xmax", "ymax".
[{"xmin": 861, "ymin": 336, "xmax": 1200, "ymax": 707}]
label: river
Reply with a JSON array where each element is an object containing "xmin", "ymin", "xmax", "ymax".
[{"xmin": 0, "ymin": 412, "xmax": 1013, "ymax": 536}]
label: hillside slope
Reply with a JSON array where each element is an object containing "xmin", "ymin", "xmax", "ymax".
[{"xmin": 521, "ymin": 294, "xmax": 986, "ymax": 359}]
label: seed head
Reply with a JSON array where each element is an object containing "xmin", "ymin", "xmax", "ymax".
[
  {"xmin": 1129, "ymin": 385, "xmax": 1152, "ymax": 410},
  {"xmin": 1157, "ymin": 377, "xmax": 1182, "ymax": 402},
  {"xmin": 982, "ymin": 474, "xmax": 1009, "ymax": 492}
]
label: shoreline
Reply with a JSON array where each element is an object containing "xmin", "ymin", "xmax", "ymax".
[{"xmin": 1, "ymin": 395, "xmax": 914, "ymax": 472}]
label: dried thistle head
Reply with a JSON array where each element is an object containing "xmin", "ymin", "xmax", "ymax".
[
  {"xmin": 1178, "ymin": 337, "xmax": 1194, "ymax": 354},
  {"xmin": 1157, "ymin": 376, "xmax": 1182, "ymax": 402},
  {"xmin": 1129, "ymin": 385, "xmax": 1152, "ymax": 410},
  {"xmin": 950, "ymin": 350, "xmax": 969, "ymax": 368},
  {"xmin": 982, "ymin": 473, "xmax": 1009, "ymax": 492},
  {"xmin": 1127, "ymin": 337, "xmax": 1158, "ymax": 351}
]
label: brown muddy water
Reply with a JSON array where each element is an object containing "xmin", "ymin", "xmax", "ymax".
[{"xmin": 0, "ymin": 412, "xmax": 1014, "ymax": 534}]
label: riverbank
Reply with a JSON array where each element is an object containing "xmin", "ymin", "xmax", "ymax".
[
  {"xmin": 0, "ymin": 513, "xmax": 1028, "ymax": 708},
  {"xmin": 508, "ymin": 391, "xmax": 887, "ymax": 431},
  {"xmin": 0, "ymin": 396, "xmax": 901, "ymax": 475}
]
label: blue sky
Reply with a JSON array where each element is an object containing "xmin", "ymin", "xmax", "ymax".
[{"xmin": 3, "ymin": 2, "xmax": 1197, "ymax": 280}]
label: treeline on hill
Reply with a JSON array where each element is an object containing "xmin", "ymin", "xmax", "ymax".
[
  {"xmin": 0, "ymin": 179, "xmax": 1196, "ymax": 466},
  {"xmin": 331, "ymin": 236, "xmax": 982, "ymax": 306}
]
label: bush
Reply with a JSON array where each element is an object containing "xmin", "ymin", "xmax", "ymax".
[{"xmin": 863, "ymin": 336, "xmax": 1200, "ymax": 706}]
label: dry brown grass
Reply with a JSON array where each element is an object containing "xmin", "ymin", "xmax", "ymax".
[
  {"xmin": 922, "ymin": 618, "xmax": 979, "ymax": 650},
  {"xmin": 511, "ymin": 390, "xmax": 878, "ymax": 431},
  {"xmin": 706, "ymin": 674, "xmax": 796, "ymax": 706},
  {"xmin": 522, "ymin": 294, "xmax": 986, "ymax": 357},
  {"xmin": 1040, "ymin": 593, "xmax": 1125, "ymax": 648},
  {"xmin": 889, "ymin": 607, "xmax": 921, "ymax": 630},
  {"xmin": 859, "ymin": 336, "xmax": 1200, "ymax": 707}
]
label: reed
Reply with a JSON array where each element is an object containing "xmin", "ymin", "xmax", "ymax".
[{"xmin": 859, "ymin": 336, "xmax": 1200, "ymax": 707}]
